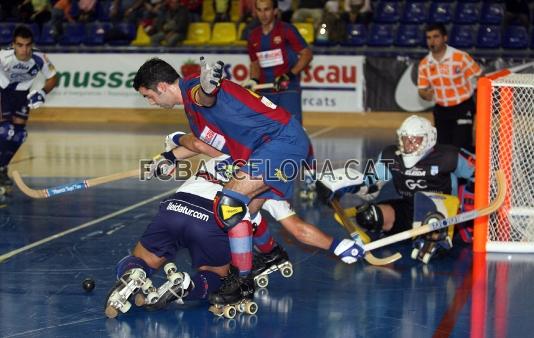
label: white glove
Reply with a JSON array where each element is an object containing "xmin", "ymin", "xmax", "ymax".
[
  {"xmin": 331, "ymin": 238, "xmax": 365, "ymax": 264},
  {"xmin": 145, "ymin": 152, "xmax": 177, "ymax": 180},
  {"xmin": 242, "ymin": 78, "xmax": 258, "ymax": 90},
  {"xmin": 27, "ymin": 89, "xmax": 46, "ymax": 109},
  {"xmin": 355, "ymin": 180, "xmax": 386, "ymax": 202},
  {"xmin": 199, "ymin": 56, "xmax": 224, "ymax": 95},
  {"xmin": 316, "ymin": 167, "xmax": 365, "ymax": 203},
  {"xmin": 164, "ymin": 131, "xmax": 186, "ymax": 152}
]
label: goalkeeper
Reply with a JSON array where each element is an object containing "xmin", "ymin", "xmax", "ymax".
[{"xmin": 317, "ymin": 115, "xmax": 475, "ymax": 263}]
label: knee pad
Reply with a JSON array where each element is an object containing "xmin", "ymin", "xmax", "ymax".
[
  {"xmin": 115, "ymin": 255, "xmax": 155, "ymax": 279},
  {"xmin": 0, "ymin": 122, "xmax": 27, "ymax": 145},
  {"xmin": 213, "ymin": 189, "xmax": 250, "ymax": 232},
  {"xmin": 356, "ymin": 203, "xmax": 383, "ymax": 232}
]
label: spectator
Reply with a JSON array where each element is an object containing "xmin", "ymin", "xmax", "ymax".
[
  {"xmin": 78, "ymin": 0, "xmax": 98, "ymax": 22},
  {"xmin": 321, "ymin": 0, "xmax": 345, "ymax": 44},
  {"xmin": 291, "ymin": 0, "xmax": 325, "ymax": 29},
  {"xmin": 180, "ymin": 0, "xmax": 202, "ymax": 22},
  {"xmin": 49, "ymin": 0, "xmax": 75, "ymax": 38},
  {"xmin": 504, "ymin": 0, "xmax": 530, "ymax": 29},
  {"xmin": 18, "ymin": 0, "xmax": 52, "ymax": 28},
  {"xmin": 110, "ymin": 0, "xmax": 144, "ymax": 23},
  {"xmin": 341, "ymin": 0, "xmax": 372, "ymax": 26},
  {"xmin": 0, "ymin": 0, "xmax": 24, "ymax": 21},
  {"xmin": 278, "ymin": 0, "xmax": 293, "ymax": 22},
  {"xmin": 239, "ymin": 0, "xmax": 259, "ymax": 39},
  {"xmin": 146, "ymin": 0, "xmax": 189, "ymax": 46},
  {"xmin": 214, "ymin": 0, "xmax": 230, "ymax": 22}
]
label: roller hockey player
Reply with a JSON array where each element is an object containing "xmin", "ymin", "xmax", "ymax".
[{"xmin": 317, "ymin": 115, "xmax": 475, "ymax": 263}]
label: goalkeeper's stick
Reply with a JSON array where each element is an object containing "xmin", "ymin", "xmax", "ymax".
[
  {"xmin": 331, "ymin": 198, "xmax": 403, "ymax": 266},
  {"xmin": 364, "ymin": 170, "xmax": 506, "ymax": 253},
  {"xmin": 12, "ymin": 169, "xmax": 139, "ymax": 199}
]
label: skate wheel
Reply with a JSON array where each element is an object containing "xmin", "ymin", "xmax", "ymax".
[
  {"xmin": 236, "ymin": 302, "xmax": 245, "ymax": 313},
  {"xmin": 244, "ymin": 301, "xmax": 258, "ymax": 315},
  {"xmin": 134, "ymin": 293, "xmax": 146, "ymax": 306},
  {"xmin": 411, "ymin": 248, "xmax": 419, "ymax": 260},
  {"xmin": 146, "ymin": 291, "xmax": 159, "ymax": 305},
  {"xmin": 209, "ymin": 305, "xmax": 224, "ymax": 317},
  {"xmin": 168, "ymin": 272, "xmax": 183, "ymax": 286},
  {"xmin": 141, "ymin": 278, "xmax": 153, "ymax": 292},
  {"xmin": 299, "ymin": 190, "xmax": 308, "ymax": 199},
  {"xmin": 105, "ymin": 305, "xmax": 119, "ymax": 319},
  {"xmin": 119, "ymin": 301, "xmax": 132, "ymax": 314},
  {"xmin": 422, "ymin": 253, "xmax": 431, "ymax": 264},
  {"xmin": 281, "ymin": 266, "xmax": 293, "ymax": 278},
  {"xmin": 223, "ymin": 306, "xmax": 237, "ymax": 319},
  {"xmin": 255, "ymin": 275, "xmax": 269, "ymax": 288},
  {"xmin": 307, "ymin": 191, "xmax": 317, "ymax": 200},
  {"xmin": 164, "ymin": 262, "xmax": 177, "ymax": 275},
  {"xmin": 130, "ymin": 268, "xmax": 146, "ymax": 281}
]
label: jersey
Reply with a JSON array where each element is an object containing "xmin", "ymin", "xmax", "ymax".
[
  {"xmin": 248, "ymin": 20, "xmax": 308, "ymax": 90},
  {"xmin": 376, "ymin": 144, "xmax": 474, "ymax": 203},
  {"xmin": 179, "ymin": 75, "xmax": 303, "ymax": 161},
  {"xmin": 0, "ymin": 48, "xmax": 56, "ymax": 91}
]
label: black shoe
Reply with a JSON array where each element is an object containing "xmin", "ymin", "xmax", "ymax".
[
  {"xmin": 209, "ymin": 266, "xmax": 255, "ymax": 305},
  {"xmin": 251, "ymin": 246, "xmax": 289, "ymax": 278}
]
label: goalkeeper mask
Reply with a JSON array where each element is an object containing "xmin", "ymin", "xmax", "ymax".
[{"xmin": 396, "ymin": 115, "xmax": 437, "ymax": 168}]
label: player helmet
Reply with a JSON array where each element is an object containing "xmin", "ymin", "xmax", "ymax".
[{"xmin": 396, "ymin": 115, "xmax": 437, "ymax": 168}]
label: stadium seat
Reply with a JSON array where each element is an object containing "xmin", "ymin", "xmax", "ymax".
[
  {"xmin": 502, "ymin": 25, "xmax": 529, "ymax": 49},
  {"xmin": 476, "ymin": 25, "xmax": 501, "ymax": 49},
  {"xmin": 401, "ymin": 1, "xmax": 427, "ymax": 24},
  {"xmin": 234, "ymin": 22, "xmax": 247, "ymax": 46},
  {"xmin": 454, "ymin": 2, "xmax": 480, "ymax": 24},
  {"xmin": 59, "ymin": 23, "xmax": 86, "ymax": 45},
  {"xmin": 96, "ymin": 0, "xmax": 111, "ymax": 21},
  {"xmin": 230, "ymin": 0, "xmax": 240, "ymax": 22},
  {"xmin": 343, "ymin": 24, "xmax": 367, "ymax": 46},
  {"xmin": 428, "ymin": 2, "xmax": 454, "ymax": 23},
  {"xmin": 84, "ymin": 22, "xmax": 112, "ymax": 45},
  {"xmin": 107, "ymin": 22, "xmax": 136, "ymax": 45},
  {"xmin": 39, "ymin": 23, "xmax": 57, "ymax": 45},
  {"xmin": 0, "ymin": 23, "xmax": 16, "ymax": 45},
  {"xmin": 374, "ymin": 1, "xmax": 401, "ymax": 23},
  {"xmin": 183, "ymin": 22, "xmax": 211, "ymax": 45},
  {"xmin": 294, "ymin": 22, "xmax": 314, "ymax": 44},
  {"xmin": 367, "ymin": 24, "xmax": 394, "ymax": 47},
  {"xmin": 131, "ymin": 24, "xmax": 151, "ymax": 46},
  {"xmin": 209, "ymin": 22, "xmax": 237, "ymax": 45},
  {"xmin": 449, "ymin": 25, "xmax": 475, "ymax": 49},
  {"xmin": 395, "ymin": 24, "xmax": 423, "ymax": 47},
  {"xmin": 480, "ymin": 3, "xmax": 504, "ymax": 25},
  {"xmin": 201, "ymin": 0, "xmax": 215, "ymax": 22}
]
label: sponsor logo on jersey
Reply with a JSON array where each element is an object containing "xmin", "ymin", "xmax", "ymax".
[
  {"xmin": 274, "ymin": 168, "xmax": 288, "ymax": 182},
  {"xmin": 431, "ymin": 166, "xmax": 439, "ymax": 176},
  {"xmin": 273, "ymin": 36, "xmax": 282, "ymax": 44},
  {"xmin": 199, "ymin": 126, "xmax": 226, "ymax": 150},
  {"xmin": 261, "ymin": 96, "xmax": 277, "ymax": 109},
  {"xmin": 13, "ymin": 63, "xmax": 29, "ymax": 70},
  {"xmin": 405, "ymin": 168, "xmax": 426, "ymax": 176},
  {"xmin": 167, "ymin": 202, "xmax": 210, "ymax": 222},
  {"xmin": 405, "ymin": 179, "xmax": 428, "ymax": 189},
  {"xmin": 221, "ymin": 205, "xmax": 243, "ymax": 220}
]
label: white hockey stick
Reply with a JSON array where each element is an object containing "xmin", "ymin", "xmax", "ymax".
[
  {"xmin": 252, "ymin": 83, "xmax": 274, "ymax": 90},
  {"xmin": 331, "ymin": 198, "xmax": 402, "ymax": 266},
  {"xmin": 364, "ymin": 170, "xmax": 506, "ymax": 253}
]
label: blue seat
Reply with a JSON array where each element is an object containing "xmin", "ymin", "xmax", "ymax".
[
  {"xmin": 454, "ymin": 2, "xmax": 480, "ymax": 24},
  {"xmin": 429, "ymin": 2, "xmax": 454, "ymax": 23},
  {"xmin": 28, "ymin": 23, "xmax": 40, "ymax": 44},
  {"xmin": 395, "ymin": 24, "xmax": 423, "ymax": 47},
  {"xmin": 480, "ymin": 3, "xmax": 504, "ymax": 24},
  {"xmin": 59, "ymin": 23, "xmax": 85, "ymax": 45},
  {"xmin": 502, "ymin": 25, "xmax": 528, "ymax": 49},
  {"xmin": 84, "ymin": 22, "xmax": 113, "ymax": 45},
  {"xmin": 476, "ymin": 25, "xmax": 501, "ymax": 48},
  {"xmin": 96, "ymin": 0, "xmax": 112, "ymax": 21},
  {"xmin": 39, "ymin": 23, "xmax": 57, "ymax": 45},
  {"xmin": 107, "ymin": 22, "xmax": 136, "ymax": 45},
  {"xmin": 374, "ymin": 1, "xmax": 401, "ymax": 23},
  {"xmin": 367, "ymin": 24, "xmax": 394, "ymax": 47},
  {"xmin": 450, "ymin": 25, "xmax": 475, "ymax": 49},
  {"xmin": 0, "ymin": 23, "xmax": 16, "ymax": 45},
  {"xmin": 402, "ymin": 1, "xmax": 427, "ymax": 24},
  {"xmin": 343, "ymin": 24, "xmax": 367, "ymax": 46}
]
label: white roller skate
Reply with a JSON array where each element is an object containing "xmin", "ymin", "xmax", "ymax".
[
  {"xmin": 411, "ymin": 228, "xmax": 453, "ymax": 264},
  {"xmin": 251, "ymin": 246, "xmax": 293, "ymax": 288},
  {"xmin": 104, "ymin": 268, "xmax": 153, "ymax": 319},
  {"xmin": 143, "ymin": 262, "xmax": 192, "ymax": 311}
]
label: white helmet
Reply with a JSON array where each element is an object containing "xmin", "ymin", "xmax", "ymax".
[{"xmin": 396, "ymin": 115, "xmax": 437, "ymax": 168}]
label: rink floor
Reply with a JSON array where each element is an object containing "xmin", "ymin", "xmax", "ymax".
[{"xmin": 0, "ymin": 122, "xmax": 533, "ymax": 338}]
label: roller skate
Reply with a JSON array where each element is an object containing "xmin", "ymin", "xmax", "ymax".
[
  {"xmin": 299, "ymin": 169, "xmax": 317, "ymax": 201},
  {"xmin": 251, "ymin": 245, "xmax": 293, "ymax": 288},
  {"xmin": 208, "ymin": 266, "xmax": 258, "ymax": 319},
  {"xmin": 143, "ymin": 263, "xmax": 192, "ymax": 311},
  {"xmin": 411, "ymin": 228, "xmax": 453, "ymax": 264},
  {"xmin": 104, "ymin": 268, "xmax": 155, "ymax": 318}
]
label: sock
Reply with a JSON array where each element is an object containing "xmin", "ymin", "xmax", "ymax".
[
  {"xmin": 228, "ymin": 220, "xmax": 253, "ymax": 276},
  {"xmin": 184, "ymin": 270, "xmax": 222, "ymax": 301},
  {"xmin": 252, "ymin": 213, "xmax": 275, "ymax": 253},
  {"xmin": 115, "ymin": 255, "xmax": 155, "ymax": 279}
]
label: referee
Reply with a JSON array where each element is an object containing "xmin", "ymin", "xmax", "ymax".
[{"xmin": 417, "ymin": 23, "xmax": 481, "ymax": 150}]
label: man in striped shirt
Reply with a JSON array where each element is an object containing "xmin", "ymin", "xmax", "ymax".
[{"xmin": 418, "ymin": 23, "xmax": 481, "ymax": 150}]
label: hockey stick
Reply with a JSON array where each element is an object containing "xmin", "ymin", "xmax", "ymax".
[
  {"xmin": 12, "ymin": 169, "xmax": 139, "ymax": 199},
  {"xmin": 331, "ymin": 198, "xmax": 403, "ymax": 266},
  {"xmin": 252, "ymin": 83, "xmax": 274, "ymax": 91},
  {"xmin": 364, "ymin": 170, "xmax": 506, "ymax": 253}
]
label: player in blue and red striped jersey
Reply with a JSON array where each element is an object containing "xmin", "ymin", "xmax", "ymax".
[
  {"xmin": 132, "ymin": 57, "xmax": 334, "ymax": 310},
  {"xmin": 243, "ymin": 0, "xmax": 313, "ymax": 125}
]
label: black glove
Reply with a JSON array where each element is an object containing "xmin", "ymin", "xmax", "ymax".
[{"xmin": 274, "ymin": 71, "xmax": 295, "ymax": 91}]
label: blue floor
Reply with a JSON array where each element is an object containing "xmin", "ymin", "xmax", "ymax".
[{"xmin": 1, "ymin": 129, "xmax": 534, "ymax": 338}]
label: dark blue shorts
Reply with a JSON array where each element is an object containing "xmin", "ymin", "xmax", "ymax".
[
  {"xmin": 0, "ymin": 88, "xmax": 30, "ymax": 120},
  {"xmin": 140, "ymin": 192, "xmax": 231, "ymax": 268},
  {"xmin": 262, "ymin": 89, "xmax": 302, "ymax": 124}
]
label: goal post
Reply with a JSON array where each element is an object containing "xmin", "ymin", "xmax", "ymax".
[{"xmin": 474, "ymin": 74, "xmax": 534, "ymax": 253}]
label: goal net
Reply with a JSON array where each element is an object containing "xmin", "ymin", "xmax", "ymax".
[{"xmin": 474, "ymin": 73, "xmax": 534, "ymax": 253}]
